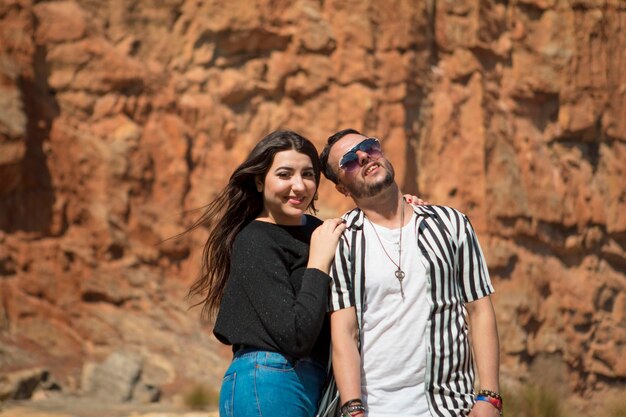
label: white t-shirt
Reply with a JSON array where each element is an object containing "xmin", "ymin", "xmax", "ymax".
[{"xmin": 361, "ymin": 213, "xmax": 431, "ymax": 417}]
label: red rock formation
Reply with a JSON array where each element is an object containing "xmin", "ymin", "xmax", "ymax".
[{"xmin": 1, "ymin": 0, "xmax": 624, "ymax": 409}]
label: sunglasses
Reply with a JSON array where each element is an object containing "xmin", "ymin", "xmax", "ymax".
[{"xmin": 338, "ymin": 138, "xmax": 382, "ymax": 172}]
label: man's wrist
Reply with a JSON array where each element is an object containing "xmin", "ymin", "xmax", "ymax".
[
  {"xmin": 475, "ymin": 389, "xmax": 503, "ymax": 416},
  {"xmin": 338, "ymin": 398, "xmax": 366, "ymax": 417}
]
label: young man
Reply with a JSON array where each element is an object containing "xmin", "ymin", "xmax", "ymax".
[{"xmin": 320, "ymin": 129, "xmax": 501, "ymax": 417}]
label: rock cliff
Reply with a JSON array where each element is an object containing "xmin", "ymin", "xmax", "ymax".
[{"xmin": 1, "ymin": 0, "xmax": 625, "ymax": 410}]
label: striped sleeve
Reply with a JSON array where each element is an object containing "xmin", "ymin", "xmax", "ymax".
[
  {"xmin": 458, "ymin": 215, "xmax": 494, "ymax": 303},
  {"xmin": 328, "ymin": 232, "xmax": 354, "ymax": 312}
]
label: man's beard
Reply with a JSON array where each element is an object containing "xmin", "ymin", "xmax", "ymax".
[{"xmin": 346, "ymin": 161, "xmax": 395, "ymax": 199}]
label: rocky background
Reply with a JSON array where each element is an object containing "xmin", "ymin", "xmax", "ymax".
[{"xmin": 1, "ymin": 0, "xmax": 625, "ymax": 415}]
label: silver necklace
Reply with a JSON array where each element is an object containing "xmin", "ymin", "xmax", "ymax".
[{"xmin": 366, "ymin": 201, "xmax": 405, "ymax": 298}]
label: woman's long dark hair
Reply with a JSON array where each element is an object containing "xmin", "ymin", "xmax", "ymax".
[{"xmin": 188, "ymin": 130, "xmax": 321, "ymax": 320}]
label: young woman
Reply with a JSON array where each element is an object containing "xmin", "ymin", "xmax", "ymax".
[{"xmin": 188, "ymin": 130, "xmax": 346, "ymax": 417}]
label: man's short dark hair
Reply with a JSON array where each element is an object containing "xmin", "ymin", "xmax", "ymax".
[{"xmin": 319, "ymin": 128, "xmax": 361, "ymax": 184}]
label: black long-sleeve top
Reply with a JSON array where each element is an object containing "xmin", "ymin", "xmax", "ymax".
[{"xmin": 213, "ymin": 215, "xmax": 330, "ymax": 366}]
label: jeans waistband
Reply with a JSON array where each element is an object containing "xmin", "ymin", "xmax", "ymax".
[{"xmin": 232, "ymin": 345, "xmax": 297, "ymax": 363}]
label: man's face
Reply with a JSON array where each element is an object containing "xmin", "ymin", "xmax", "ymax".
[{"xmin": 328, "ymin": 133, "xmax": 395, "ymax": 199}]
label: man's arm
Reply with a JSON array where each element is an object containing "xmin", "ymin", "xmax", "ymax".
[
  {"xmin": 467, "ymin": 296, "xmax": 501, "ymax": 417},
  {"xmin": 330, "ymin": 307, "xmax": 362, "ymax": 404}
]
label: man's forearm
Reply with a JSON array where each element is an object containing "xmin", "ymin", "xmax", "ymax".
[
  {"xmin": 468, "ymin": 296, "xmax": 500, "ymax": 392},
  {"xmin": 331, "ymin": 308, "xmax": 362, "ymax": 403},
  {"xmin": 333, "ymin": 336, "xmax": 362, "ymax": 403}
]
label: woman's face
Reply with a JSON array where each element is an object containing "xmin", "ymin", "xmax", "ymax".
[{"xmin": 256, "ymin": 150, "xmax": 317, "ymax": 225}]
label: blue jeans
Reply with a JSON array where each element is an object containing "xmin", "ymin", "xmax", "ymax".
[{"xmin": 219, "ymin": 349, "xmax": 326, "ymax": 417}]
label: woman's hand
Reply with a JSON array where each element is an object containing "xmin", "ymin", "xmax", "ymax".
[
  {"xmin": 404, "ymin": 194, "xmax": 429, "ymax": 205},
  {"xmin": 307, "ymin": 218, "xmax": 346, "ymax": 273}
]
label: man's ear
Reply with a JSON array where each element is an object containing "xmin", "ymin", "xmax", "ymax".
[{"xmin": 335, "ymin": 183, "xmax": 350, "ymax": 197}]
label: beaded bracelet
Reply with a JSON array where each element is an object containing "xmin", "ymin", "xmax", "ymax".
[
  {"xmin": 476, "ymin": 389, "xmax": 503, "ymax": 416},
  {"xmin": 477, "ymin": 389, "xmax": 502, "ymax": 401},
  {"xmin": 338, "ymin": 399, "xmax": 366, "ymax": 417}
]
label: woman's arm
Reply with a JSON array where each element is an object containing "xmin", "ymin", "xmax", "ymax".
[
  {"xmin": 307, "ymin": 218, "xmax": 346, "ymax": 273},
  {"xmin": 232, "ymin": 219, "xmax": 344, "ymax": 358}
]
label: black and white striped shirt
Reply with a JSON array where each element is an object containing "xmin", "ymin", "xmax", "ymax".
[{"xmin": 329, "ymin": 204, "xmax": 494, "ymax": 417}]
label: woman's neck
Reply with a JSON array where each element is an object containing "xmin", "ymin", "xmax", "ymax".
[{"xmin": 256, "ymin": 211, "xmax": 305, "ymax": 226}]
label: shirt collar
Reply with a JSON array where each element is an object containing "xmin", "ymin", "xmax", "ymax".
[{"xmin": 343, "ymin": 203, "xmax": 434, "ymax": 230}]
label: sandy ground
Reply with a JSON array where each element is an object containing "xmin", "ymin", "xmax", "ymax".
[{"xmin": 0, "ymin": 395, "xmax": 219, "ymax": 417}]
